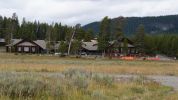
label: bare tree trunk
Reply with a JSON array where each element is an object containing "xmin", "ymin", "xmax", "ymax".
[
  {"xmin": 102, "ymin": 50, "xmax": 105, "ymax": 58},
  {"xmin": 67, "ymin": 29, "xmax": 76, "ymax": 56},
  {"xmin": 67, "ymin": 24, "xmax": 81, "ymax": 56}
]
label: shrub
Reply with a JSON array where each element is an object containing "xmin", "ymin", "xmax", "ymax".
[
  {"xmin": 73, "ymin": 77, "xmax": 89, "ymax": 90},
  {"xmin": 0, "ymin": 77, "xmax": 49, "ymax": 98},
  {"xmin": 130, "ymin": 87, "xmax": 145, "ymax": 94},
  {"xmin": 63, "ymin": 69, "xmax": 91, "ymax": 79},
  {"xmin": 0, "ymin": 71, "xmax": 175, "ymax": 100},
  {"xmin": 134, "ymin": 75, "xmax": 148, "ymax": 85},
  {"xmin": 63, "ymin": 69, "xmax": 90, "ymax": 91},
  {"xmin": 93, "ymin": 74, "xmax": 114, "ymax": 87},
  {"xmin": 50, "ymin": 83, "xmax": 65, "ymax": 99},
  {"xmin": 92, "ymin": 90, "xmax": 109, "ymax": 100}
]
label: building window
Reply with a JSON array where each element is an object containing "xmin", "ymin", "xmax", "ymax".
[
  {"xmin": 24, "ymin": 47, "xmax": 29, "ymax": 52},
  {"xmin": 32, "ymin": 47, "xmax": 36, "ymax": 52},
  {"xmin": 18, "ymin": 47, "xmax": 22, "ymax": 52},
  {"xmin": 131, "ymin": 49, "xmax": 135, "ymax": 54}
]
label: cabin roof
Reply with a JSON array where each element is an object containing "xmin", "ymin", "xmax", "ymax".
[
  {"xmin": 82, "ymin": 41, "xmax": 98, "ymax": 51},
  {"xmin": 109, "ymin": 37, "xmax": 135, "ymax": 48},
  {"xmin": 6, "ymin": 39, "xmax": 22, "ymax": 46},
  {"xmin": 6, "ymin": 39, "xmax": 47, "ymax": 50},
  {"xmin": 34, "ymin": 40, "xmax": 46, "ymax": 49}
]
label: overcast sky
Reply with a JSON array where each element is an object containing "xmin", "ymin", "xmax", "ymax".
[{"xmin": 0, "ymin": 0, "xmax": 178, "ymax": 26}]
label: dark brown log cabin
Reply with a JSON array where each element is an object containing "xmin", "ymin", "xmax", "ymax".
[
  {"xmin": 6, "ymin": 39, "xmax": 46, "ymax": 53},
  {"xmin": 107, "ymin": 38, "xmax": 138, "ymax": 57}
]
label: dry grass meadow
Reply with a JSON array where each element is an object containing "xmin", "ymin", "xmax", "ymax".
[
  {"xmin": 0, "ymin": 53, "xmax": 178, "ymax": 100},
  {"xmin": 0, "ymin": 53, "xmax": 178, "ymax": 75}
]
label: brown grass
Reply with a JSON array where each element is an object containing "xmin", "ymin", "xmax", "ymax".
[{"xmin": 0, "ymin": 53, "xmax": 178, "ymax": 75}]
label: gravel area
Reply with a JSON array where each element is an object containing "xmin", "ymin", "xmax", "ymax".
[{"xmin": 115, "ymin": 75, "xmax": 178, "ymax": 91}]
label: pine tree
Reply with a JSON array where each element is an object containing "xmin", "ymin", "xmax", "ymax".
[
  {"xmin": 11, "ymin": 13, "xmax": 20, "ymax": 39},
  {"xmin": 59, "ymin": 41, "xmax": 68, "ymax": 56},
  {"xmin": 19, "ymin": 18, "xmax": 28, "ymax": 39},
  {"xmin": 4, "ymin": 17, "xmax": 12, "ymax": 44},
  {"xmin": 84, "ymin": 29, "xmax": 93, "ymax": 42},
  {"xmin": 46, "ymin": 26, "xmax": 52, "ymax": 54},
  {"xmin": 0, "ymin": 16, "xmax": 3, "ymax": 38},
  {"xmin": 98, "ymin": 16, "xmax": 111, "ymax": 56},
  {"xmin": 123, "ymin": 38, "xmax": 128, "ymax": 55},
  {"xmin": 113, "ymin": 17, "xmax": 125, "ymax": 40},
  {"xmin": 71, "ymin": 40, "xmax": 81, "ymax": 55},
  {"xmin": 135, "ymin": 24, "xmax": 146, "ymax": 55},
  {"xmin": 75, "ymin": 25, "xmax": 85, "ymax": 41},
  {"xmin": 52, "ymin": 23, "xmax": 58, "ymax": 42}
]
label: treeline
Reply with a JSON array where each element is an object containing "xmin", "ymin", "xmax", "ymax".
[
  {"xmin": 144, "ymin": 35, "xmax": 178, "ymax": 56},
  {"xmin": 133, "ymin": 24, "xmax": 178, "ymax": 57},
  {"xmin": 0, "ymin": 13, "xmax": 94, "ymax": 44},
  {"xmin": 98, "ymin": 16, "xmax": 178, "ymax": 57}
]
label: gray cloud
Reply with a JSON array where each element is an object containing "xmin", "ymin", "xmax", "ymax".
[{"xmin": 0, "ymin": 0, "xmax": 177, "ymax": 26}]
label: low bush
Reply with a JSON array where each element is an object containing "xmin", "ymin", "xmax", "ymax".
[
  {"xmin": 93, "ymin": 74, "xmax": 114, "ymax": 87},
  {"xmin": 73, "ymin": 76, "xmax": 89, "ymax": 90},
  {"xmin": 63, "ymin": 69, "xmax": 91, "ymax": 79},
  {"xmin": 0, "ymin": 77, "xmax": 49, "ymax": 98},
  {"xmin": 130, "ymin": 87, "xmax": 145, "ymax": 94},
  {"xmin": 0, "ymin": 71, "xmax": 176, "ymax": 100}
]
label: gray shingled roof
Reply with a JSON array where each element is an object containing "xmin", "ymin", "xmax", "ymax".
[
  {"xmin": 120, "ymin": 43, "xmax": 135, "ymax": 48},
  {"xmin": 6, "ymin": 39, "xmax": 47, "ymax": 50},
  {"xmin": 5, "ymin": 38, "xmax": 134, "ymax": 51},
  {"xmin": 82, "ymin": 40, "xmax": 134, "ymax": 51},
  {"xmin": 82, "ymin": 41, "xmax": 98, "ymax": 51},
  {"xmin": 54, "ymin": 42, "xmax": 61, "ymax": 50},
  {"xmin": 110, "ymin": 40, "xmax": 135, "ymax": 48},
  {"xmin": 34, "ymin": 40, "xmax": 46, "ymax": 49},
  {"xmin": 6, "ymin": 39, "xmax": 22, "ymax": 46},
  {"xmin": 18, "ymin": 42, "xmax": 36, "ymax": 46}
]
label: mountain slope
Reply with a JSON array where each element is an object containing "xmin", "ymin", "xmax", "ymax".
[{"xmin": 83, "ymin": 15, "xmax": 178, "ymax": 36}]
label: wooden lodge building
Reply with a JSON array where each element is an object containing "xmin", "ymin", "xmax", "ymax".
[
  {"xmin": 81, "ymin": 40, "xmax": 101, "ymax": 55},
  {"xmin": 81, "ymin": 38, "xmax": 138, "ymax": 56},
  {"xmin": 107, "ymin": 38, "xmax": 138, "ymax": 57},
  {"xmin": 4, "ymin": 37, "xmax": 138, "ymax": 56},
  {"xmin": 6, "ymin": 39, "xmax": 46, "ymax": 53}
]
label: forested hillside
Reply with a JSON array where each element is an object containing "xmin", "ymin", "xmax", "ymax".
[{"xmin": 83, "ymin": 15, "xmax": 178, "ymax": 36}]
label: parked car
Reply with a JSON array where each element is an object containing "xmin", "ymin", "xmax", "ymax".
[
  {"xmin": 80, "ymin": 52, "xmax": 87, "ymax": 56},
  {"xmin": 54, "ymin": 53, "xmax": 61, "ymax": 56}
]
